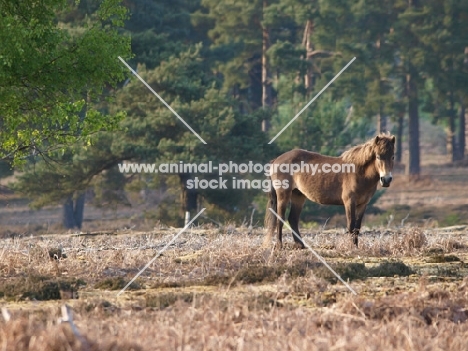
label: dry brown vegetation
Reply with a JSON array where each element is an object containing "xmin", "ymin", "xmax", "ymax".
[
  {"xmin": 2, "ymin": 287, "xmax": 468, "ymax": 351},
  {"xmin": 1, "ymin": 226, "xmax": 468, "ymax": 350}
]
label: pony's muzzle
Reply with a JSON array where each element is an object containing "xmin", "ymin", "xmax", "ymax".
[{"xmin": 380, "ymin": 175, "xmax": 392, "ymax": 187}]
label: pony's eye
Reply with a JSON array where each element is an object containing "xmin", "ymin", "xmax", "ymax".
[
  {"xmin": 376, "ymin": 155, "xmax": 381, "ymax": 160},
  {"xmin": 392, "ymin": 156, "xmax": 395, "ymax": 160}
]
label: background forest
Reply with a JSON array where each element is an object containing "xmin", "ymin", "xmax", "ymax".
[{"xmin": 1, "ymin": 0, "xmax": 468, "ymax": 229}]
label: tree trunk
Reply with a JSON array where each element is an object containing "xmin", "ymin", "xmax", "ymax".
[
  {"xmin": 74, "ymin": 192, "xmax": 85, "ymax": 229},
  {"xmin": 407, "ymin": 68, "xmax": 420, "ymax": 177},
  {"xmin": 62, "ymin": 92, "xmax": 88, "ymax": 230},
  {"xmin": 303, "ymin": 20, "xmax": 315, "ymax": 93},
  {"xmin": 377, "ymin": 104, "xmax": 387, "ymax": 134},
  {"xmin": 396, "ymin": 113, "xmax": 404, "ymax": 163},
  {"xmin": 376, "ymin": 35, "xmax": 387, "ymax": 134},
  {"xmin": 458, "ymin": 103, "xmax": 465, "ymax": 160},
  {"xmin": 179, "ymin": 173, "xmax": 198, "ymax": 220},
  {"xmin": 63, "ymin": 196, "xmax": 76, "ymax": 229},
  {"xmin": 448, "ymin": 90, "xmax": 458, "ymax": 162},
  {"xmin": 62, "ymin": 192, "xmax": 85, "ymax": 229},
  {"xmin": 261, "ymin": 0, "xmax": 272, "ymax": 132}
]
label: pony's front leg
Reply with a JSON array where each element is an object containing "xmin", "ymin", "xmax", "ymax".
[
  {"xmin": 353, "ymin": 203, "xmax": 368, "ymax": 243},
  {"xmin": 352, "ymin": 204, "xmax": 367, "ymax": 247},
  {"xmin": 344, "ymin": 200, "xmax": 358, "ymax": 247}
]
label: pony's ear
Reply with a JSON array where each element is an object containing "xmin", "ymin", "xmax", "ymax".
[
  {"xmin": 391, "ymin": 136, "xmax": 396, "ymax": 144},
  {"xmin": 374, "ymin": 135, "xmax": 380, "ymax": 144}
]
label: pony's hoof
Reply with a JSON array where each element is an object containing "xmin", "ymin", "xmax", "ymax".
[
  {"xmin": 351, "ymin": 230, "xmax": 359, "ymax": 247},
  {"xmin": 273, "ymin": 242, "xmax": 283, "ymax": 250},
  {"xmin": 293, "ymin": 242, "xmax": 305, "ymax": 250}
]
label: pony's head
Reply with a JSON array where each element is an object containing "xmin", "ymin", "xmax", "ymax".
[{"xmin": 372, "ymin": 134, "xmax": 395, "ymax": 187}]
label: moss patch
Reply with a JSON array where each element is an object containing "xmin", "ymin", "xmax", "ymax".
[
  {"xmin": 426, "ymin": 254, "xmax": 461, "ymax": 263},
  {"xmin": 313, "ymin": 261, "xmax": 413, "ymax": 283},
  {"xmin": 150, "ymin": 260, "xmax": 414, "ymax": 289},
  {"xmin": 145, "ymin": 292, "xmax": 195, "ymax": 309},
  {"xmin": 0, "ymin": 276, "xmax": 85, "ymax": 301},
  {"xmin": 367, "ymin": 261, "xmax": 414, "ymax": 277},
  {"xmin": 94, "ymin": 277, "xmax": 140, "ymax": 291},
  {"xmin": 203, "ymin": 261, "xmax": 318, "ymax": 286}
]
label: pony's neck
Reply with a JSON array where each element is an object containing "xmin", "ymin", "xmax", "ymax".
[
  {"xmin": 341, "ymin": 142, "xmax": 381, "ymax": 180},
  {"xmin": 341, "ymin": 142, "xmax": 375, "ymax": 168}
]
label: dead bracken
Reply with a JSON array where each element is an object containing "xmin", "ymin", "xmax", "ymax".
[{"xmin": 0, "ymin": 228, "xmax": 467, "ymax": 350}]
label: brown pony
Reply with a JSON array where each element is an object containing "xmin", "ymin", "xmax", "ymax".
[{"xmin": 264, "ymin": 134, "xmax": 395, "ymax": 248}]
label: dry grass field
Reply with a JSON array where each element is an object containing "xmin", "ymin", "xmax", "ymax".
[
  {"xmin": 1, "ymin": 122, "xmax": 467, "ymax": 350},
  {"xmin": 1, "ymin": 225, "xmax": 468, "ymax": 350}
]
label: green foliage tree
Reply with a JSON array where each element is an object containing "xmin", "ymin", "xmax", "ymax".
[
  {"xmin": 15, "ymin": 41, "xmax": 277, "ymax": 228},
  {"xmin": 195, "ymin": 0, "xmax": 264, "ymax": 107},
  {"xmin": 123, "ymin": 0, "xmax": 202, "ymax": 70},
  {"xmin": 272, "ymin": 91, "xmax": 366, "ymax": 153},
  {"xmin": 12, "ymin": 0, "xmax": 468, "ymax": 231},
  {"xmin": 0, "ymin": 0, "xmax": 131, "ymax": 164},
  {"xmin": 111, "ymin": 45, "xmax": 277, "ymax": 223}
]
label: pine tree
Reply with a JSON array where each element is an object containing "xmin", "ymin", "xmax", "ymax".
[
  {"xmin": 418, "ymin": 0, "xmax": 468, "ymax": 161},
  {"xmin": 110, "ymin": 45, "xmax": 275, "ymax": 223},
  {"xmin": 391, "ymin": 0, "xmax": 427, "ymax": 177},
  {"xmin": 349, "ymin": 0, "xmax": 399, "ymax": 133}
]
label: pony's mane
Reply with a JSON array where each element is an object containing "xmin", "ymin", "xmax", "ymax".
[{"xmin": 341, "ymin": 133, "xmax": 394, "ymax": 166}]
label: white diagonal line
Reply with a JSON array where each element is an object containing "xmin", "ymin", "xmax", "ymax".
[
  {"xmin": 118, "ymin": 56, "xmax": 207, "ymax": 145},
  {"xmin": 117, "ymin": 208, "xmax": 206, "ymax": 296},
  {"xmin": 268, "ymin": 57, "xmax": 356, "ymax": 144},
  {"xmin": 268, "ymin": 208, "xmax": 357, "ymax": 295}
]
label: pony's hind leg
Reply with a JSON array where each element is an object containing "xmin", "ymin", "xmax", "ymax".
[
  {"xmin": 275, "ymin": 190, "xmax": 291, "ymax": 250},
  {"xmin": 288, "ymin": 189, "xmax": 306, "ymax": 249},
  {"xmin": 263, "ymin": 185, "xmax": 278, "ymax": 247}
]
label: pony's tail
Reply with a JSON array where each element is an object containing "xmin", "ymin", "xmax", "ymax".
[{"xmin": 263, "ymin": 167, "xmax": 277, "ymax": 247}]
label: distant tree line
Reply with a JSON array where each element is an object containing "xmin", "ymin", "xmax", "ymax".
[{"xmin": 2, "ymin": 0, "xmax": 468, "ymax": 228}]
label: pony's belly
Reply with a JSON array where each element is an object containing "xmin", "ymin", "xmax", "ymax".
[
  {"xmin": 293, "ymin": 175, "xmax": 344, "ymax": 205},
  {"xmin": 309, "ymin": 195, "xmax": 343, "ymax": 206}
]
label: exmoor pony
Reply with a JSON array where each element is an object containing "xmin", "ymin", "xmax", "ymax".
[{"xmin": 264, "ymin": 134, "xmax": 395, "ymax": 248}]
